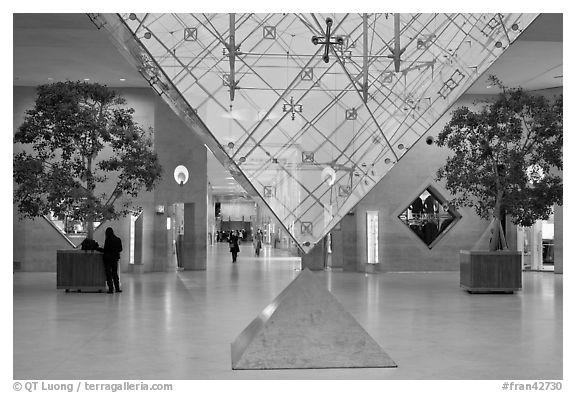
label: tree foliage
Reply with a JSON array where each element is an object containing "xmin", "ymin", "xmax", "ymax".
[
  {"xmin": 436, "ymin": 77, "xmax": 562, "ymax": 242},
  {"xmin": 14, "ymin": 81, "xmax": 163, "ymax": 237}
]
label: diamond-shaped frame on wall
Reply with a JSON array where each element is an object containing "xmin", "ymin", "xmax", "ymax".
[{"xmin": 397, "ymin": 185, "xmax": 461, "ymax": 249}]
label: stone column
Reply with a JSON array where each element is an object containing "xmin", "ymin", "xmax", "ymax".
[{"xmin": 554, "ymin": 204, "xmax": 563, "ymax": 274}]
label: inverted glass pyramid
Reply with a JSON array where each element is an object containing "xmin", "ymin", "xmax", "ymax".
[{"xmin": 95, "ymin": 13, "xmax": 537, "ymax": 252}]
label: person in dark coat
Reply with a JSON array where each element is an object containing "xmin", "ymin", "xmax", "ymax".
[
  {"xmin": 410, "ymin": 196, "xmax": 424, "ymax": 217},
  {"xmin": 229, "ymin": 230, "xmax": 240, "ymax": 263},
  {"xmin": 98, "ymin": 227, "xmax": 123, "ymax": 293},
  {"xmin": 253, "ymin": 229, "xmax": 263, "ymax": 256}
]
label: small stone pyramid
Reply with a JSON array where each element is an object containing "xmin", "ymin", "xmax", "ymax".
[{"xmin": 231, "ymin": 268, "xmax": 397, "ymax": 369}]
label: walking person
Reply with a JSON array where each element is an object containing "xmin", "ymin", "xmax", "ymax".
[
  {"xmin": 253, "ymin": 229, "xmax": 263, "ymax": 256},
  {"xmin": 229, "ymin": 230, "xmax": 240, "ymax": 263},
  {"xmin": 98, "ymin": 227, "xmax": 123, "ymax": 293}
]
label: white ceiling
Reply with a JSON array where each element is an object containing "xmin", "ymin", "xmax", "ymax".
[{"xmin": 13, "ymin": 13, "xmax": 562, "ymax": 198}]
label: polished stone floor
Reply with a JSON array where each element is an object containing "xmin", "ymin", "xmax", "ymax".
[{"xmin": 13, "ymin": 243, "xmax": 562, "ymax": 380}]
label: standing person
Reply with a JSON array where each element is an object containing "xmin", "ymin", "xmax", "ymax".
[
  {"xmin": 253, "ymin": 229, "xmax": 263, "ymax": 256},
  {"xmin": 229, "ymin": 230, "xmax": 240, "ymax": 263},
  {"xmin": 98, "ymin": 227, "xmax": 123, "ymax": 294}
]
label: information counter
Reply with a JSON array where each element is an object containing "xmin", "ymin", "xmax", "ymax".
[{"xmin": 56, "ymin": 250, "xmax": 107, "ymax": 292}]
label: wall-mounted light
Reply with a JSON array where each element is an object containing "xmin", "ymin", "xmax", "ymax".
[{"xmin": 174, "ymin": 165, "xmax": 189, "ymax": 186}]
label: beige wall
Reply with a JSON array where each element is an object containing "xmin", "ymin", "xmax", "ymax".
[
  {"xmin": 13, "ymin": 86, "xmax": 207, "ymax": 272},
  {"xmin": 353, "ymin": 95, "xmax": 485, "ymax": 272},
  {"xmin": 351, "ymin": 89, "xmax": 563, "ymax": 272}
]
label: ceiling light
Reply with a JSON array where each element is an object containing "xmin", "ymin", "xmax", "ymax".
[
  {"xmin": 119, "ymin": 78, "xmax": 126, "ymax": 82},
  {"xmin": 83, "ymin": 78, "xmax": 90, "ymax": 81},
  {"xmin": 47, "ymin": 77, "xmax": 53, "ymax": 81}
]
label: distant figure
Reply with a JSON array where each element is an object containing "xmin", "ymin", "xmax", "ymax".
[
  {"xmin": 410, "ymin": 196, "xmax": 424, "ymax": 216},
  {"xmin": 253, "ymin": 229, "xmax": 263, "ymax": 256},
  {"xmin": 424, "ymin": 194, "xmax": 437, "ymax": 214},
  {"xmin": 229, "ymin": 230, "xmax": 240, "ymax": 263},
  {"xmin": 98, "ymin": 227, "xmax": 123, "ymax": 294}
]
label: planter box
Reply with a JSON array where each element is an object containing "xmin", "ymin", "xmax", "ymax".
[
  {"xmin": 56, "ymin": 250, "xmax": 107, "ymax": 292},
  {"xmin": 460, "ymin": 250, "xmax": 522, "ymax": 293}
]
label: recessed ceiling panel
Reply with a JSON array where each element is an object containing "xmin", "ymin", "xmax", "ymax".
[{"xmin": 95, "ymin": 12, "xmax": 538, "ymax": 252}]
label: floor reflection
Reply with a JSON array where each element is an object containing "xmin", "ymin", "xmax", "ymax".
[{"xmin": 13, "ymin": 245, "xmax": 562, "ymax": 380}]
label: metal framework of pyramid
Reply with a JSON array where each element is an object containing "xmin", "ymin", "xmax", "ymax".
[{"xmin": 93, "ymin": 13, "xmax": 537, "ymax": 253}]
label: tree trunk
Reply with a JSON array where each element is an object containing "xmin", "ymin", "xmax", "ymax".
[
  {"xmin": 489, "ymin": 159, "xmax": 509, "ymax": 251},
  {"xmin": 86, "ymin": 154, "xmax": 95, "ymax": 240},
  {"xmin": 489, "ymin": 193, "xmax": 508, "ymax": 251},
  {"xmin": 87, "ymin": 221, "xmax": 94, "ymax": 240}
]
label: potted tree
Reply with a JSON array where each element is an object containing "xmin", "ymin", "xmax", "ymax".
[
  {"xmin": 436, "ymin": 76, "xmax": 562, "ymax": 293},
  {"xmin": 14, "ymin": 81, "xmax": 162, "ymax": 289}
]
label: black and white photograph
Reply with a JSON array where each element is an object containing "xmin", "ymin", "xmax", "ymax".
[{"xmin": 8, "ymin": 4, "xmax": 568, "ymax": 392}]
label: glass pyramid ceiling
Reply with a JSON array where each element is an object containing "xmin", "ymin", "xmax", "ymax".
[{"xmin": 96, "ymin": 13, "xmax": 537, "ymax": 252}]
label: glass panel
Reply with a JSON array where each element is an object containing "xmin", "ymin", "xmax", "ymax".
[
  {"xmin": 366, "ymin": 211, "xmax": 379, "ymax": 264},
  {"xmin": 398, "ymin": 187, "xmax": 460, "ymax": 248},
  {"xmin": 96, "ymin": 13, "xmax": 538, "ymax": 252}
]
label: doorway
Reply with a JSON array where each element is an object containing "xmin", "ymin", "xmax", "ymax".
[
  {"xmin": 517, "ymin": 213, "xmax": 555, "ymax": 272},
  {"xmin": 168, "ymin": 203, "xmax": 185, "ymax": 270}
]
